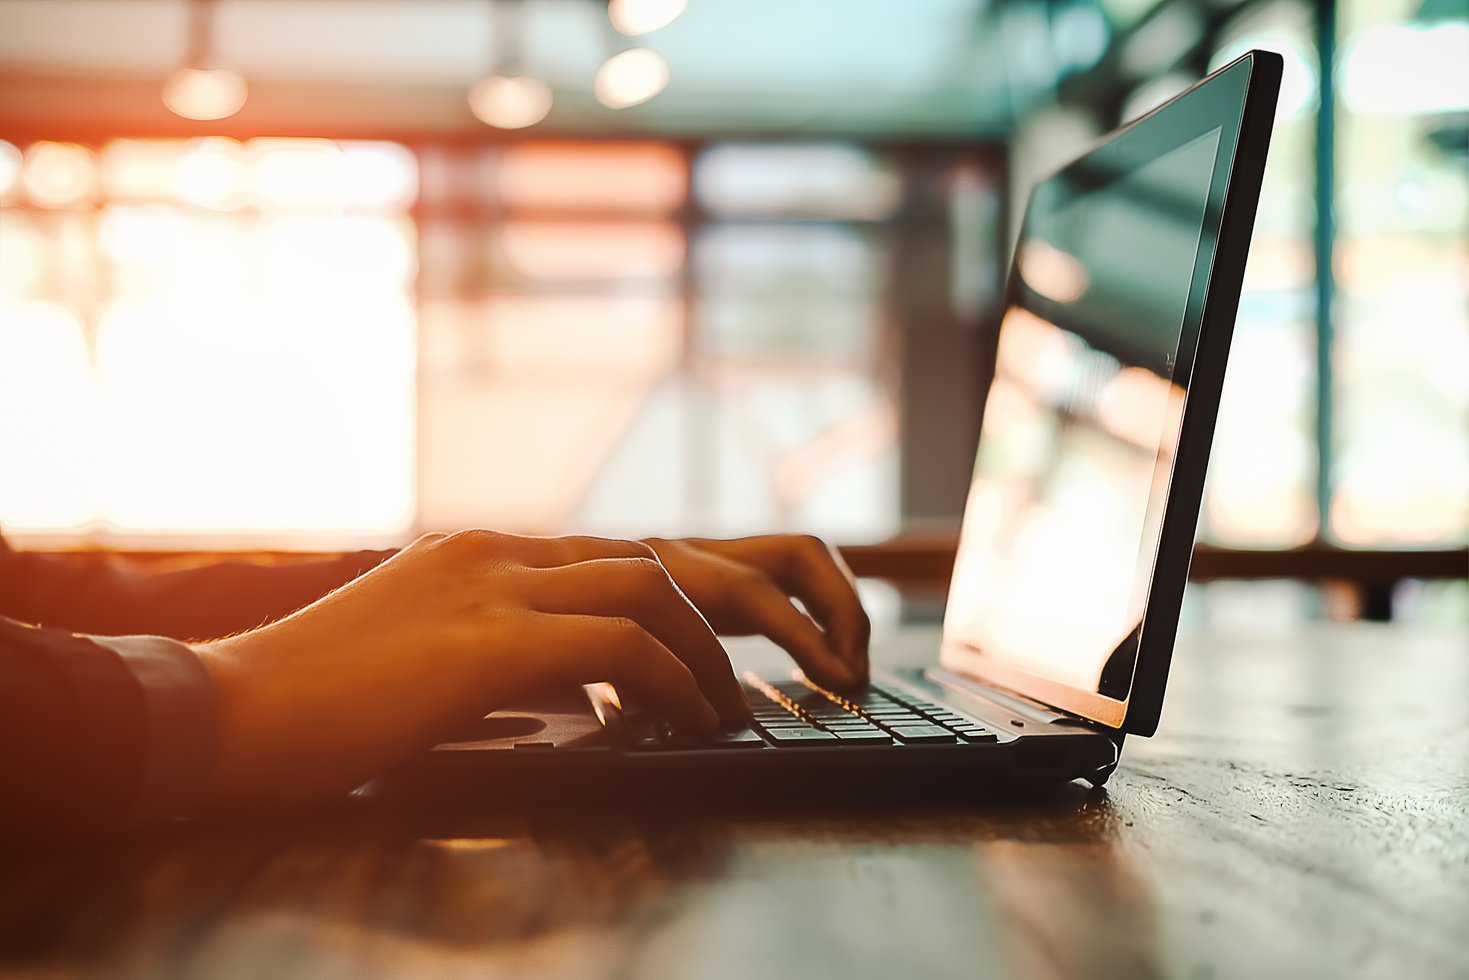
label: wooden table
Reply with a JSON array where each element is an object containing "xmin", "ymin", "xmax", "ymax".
[{"xmin": 3, "ymin": 623, "xmax": 1466, "ymax": 979}]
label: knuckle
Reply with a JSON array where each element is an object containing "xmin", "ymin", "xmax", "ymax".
[
  {"xmin": 605, "ymin": 615, "xmax": 643, "ymax": 637},
  {"xmin": 798, "ymin": 533, "xmax": 829, "ymax": 555},
  {"xmin": 569, "ymin": 535, "xmax": 655, "ymax": 561},
  {"xmin": 626, "ymin": 555, "xmax": 670, "ymax": 584},
  {"xmin": 625, "ymin": 539, "xmax": 659, "ymax": 560},
  {"xmin": 445, "ymin": 527, "xmax": 499, "ymax": 551},
  {"xmin": 609, "ymin": 615, "xmax": 663, "ymax": 648}
]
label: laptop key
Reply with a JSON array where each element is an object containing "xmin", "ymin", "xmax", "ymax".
[
  {"xmin": 956, "ymin": 729, "xmax": 999, "ymax": 742},
  {"xmin": 764, "ymin": 729, "xmax": 841, "ymax": 746},
  {"xmin": 868, "ymin": 712, "xmax": 925, "ymax": 725},
  {"xmin": 833, "ymin": 731, "xmax": 894, "ymax": 745},
  {"xmin": 889, "ymin": 724, "xmax": 959, "ymax": 744},
  {"xmin": 806, "ymin": 709, "xmax": 849, "ymax": 721}
]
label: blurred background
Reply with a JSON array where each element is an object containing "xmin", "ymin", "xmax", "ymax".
[{"xmin": 0, "ymin": 0, "xmax": 1464, "ymax": 622}]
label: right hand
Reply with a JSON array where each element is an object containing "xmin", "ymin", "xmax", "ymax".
[{"xmin": 196, "ymin": 530, "xmax": 749, "ymax": 810}]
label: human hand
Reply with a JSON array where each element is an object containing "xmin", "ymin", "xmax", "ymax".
[
  {"xmin": 644, "ymin": 535, "xmax": 870, "ymax": 689},
  {"xmin": 196, "ymin": 531, "xmax": 751, "ymax": 810}
]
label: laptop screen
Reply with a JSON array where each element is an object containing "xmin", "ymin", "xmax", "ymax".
[{"xmin": 940, "ymin": 115, "xmax": 1231, "ymax": 709}]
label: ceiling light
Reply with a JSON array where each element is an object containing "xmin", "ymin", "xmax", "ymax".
[
  {"xmin": 163, "ymin": 0, "xmax": 247, "ymax": 121},
  {"xmin": 468, "ymin": 1, "xmax": 553, "ymax": 129},
  {"xmin": 594, "ymin": 48, "xmax": 670, "ymax": 109},
  {"xmin": 608, "ymin": 0, "xmax": 688, "ymax": 37},
  {"xmin": 469, "ymin": 75, "xmax": 555, "ymax": 129},
  {"xmin": 162, "ymin": 67, "xmax": 248, "ymax": 121}
]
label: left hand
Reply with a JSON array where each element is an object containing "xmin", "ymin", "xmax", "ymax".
[{"xmin": 643, "ymin": 535, "xmax": 870, "ymax": 690}]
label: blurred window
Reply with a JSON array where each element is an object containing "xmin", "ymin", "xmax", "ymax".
[
  {"xmin": 1331, "ymin": 0, "xmax": 1469, "ymax": 545},
  {"xmin": 0, "ymin": 134, "xmax": 1000, "ymax": 547},
  {"xmin": 416, "ymin": 141, "xmax": 967, "ymax": 542},
  {"xmin": 1198, "ymin": 1, "xmax": 1321, "ymax": 547},
  {"xmin": 691, "ymin": 148, "xmax": 898, "ymax": 534},
  {"xmin": 696, "ymin": 144, "xmax": 903, "ymax": 219},
  {"xmin": 0, "ymin": 138, "xmax": 415, "ymax": 543},
  {"xmin": 1182, "ymin": 0, "xmax": 1466, "ymax": 552}
]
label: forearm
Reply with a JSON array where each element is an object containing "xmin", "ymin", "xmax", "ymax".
[{"xmin": 1, "ymin": 548, "xmax": 396, "ymax": 640}]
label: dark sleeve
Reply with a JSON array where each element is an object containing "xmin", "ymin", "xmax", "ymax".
[
  {"xmin": 0, "ymin": 530, "xmax": 394, "ymax": 640},
  {"xmin": 0, "ymin": 617, "xmax": 216, "ymax": 839}
]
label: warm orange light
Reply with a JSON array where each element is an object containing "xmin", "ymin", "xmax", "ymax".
[
  {"xmin": 468, "ymin": 75, "xmax": 554, "ymax": 129},
  {"xmin": 484, "ymin": 296, "xmax": 681, "ymax": 379},
  {"xmin": 176, "ymin": 138, "xmax": 248, "ymax": 209},
  {"xmin": 2, "ymin": 137, "xmax": 421, "ymax": 543},
  {"xmin": 100, "ymin": 140, "xmax": 185, "ymax": 200},
  {"xmin": 0, "ymin": 140, "xmax": 21, "ymax": 197},
  {"xmin": 500, "ymin": 222, "xmax": 684, "ymax": 281},
  {"xmin": 994, "ymin": 306, "xmax": 1075, "ymax": 398},
  {"xmin": 0, "ymin": 213, "xmax": 44, "ymax": 298},
  {"xmin": 1097, "ymin": 366, "xmax": 1184, "ymax": 454},
  {"xmin": 250, "ymin": 139, "xmax": 344, "ymax": 209},
  {"xmin": 161, "ymin": 67, "xmax": 248, "ymax": 121},
  {"xmin": 0, "ymin": 302, "xmax": 96, "ymax": 529},
  {"xmin": 21, "ymin": 142, "xmax": 97, "ymax": 208},
  {"xmin": 497, "ymin": 143, "xmax": 686, "ymax": 213},
  {"xmin": 594, "ymin": 49, "xmax": 670, "ymax": 109},
  {"xmin": 1020, "ymin": 240, "xmax": 1090, "ymax": 303}
]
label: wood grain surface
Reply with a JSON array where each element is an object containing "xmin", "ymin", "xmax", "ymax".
[{"xmin": 2, "ymin": 623, "xmax": 1466, "ymax": 980}]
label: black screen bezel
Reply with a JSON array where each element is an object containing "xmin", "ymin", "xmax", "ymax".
[{"xmin": 938, "ymin": 51, "xmax": 1282, "ymax": 735}]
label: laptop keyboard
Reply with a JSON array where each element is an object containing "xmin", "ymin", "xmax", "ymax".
[{"xmin": 622, "ymin": 673, "xmax": 1000, "ymax": 751}]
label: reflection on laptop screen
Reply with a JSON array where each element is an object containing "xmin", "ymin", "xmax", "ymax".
[{"xmin": 942, "ymin": 127, "xmax": 1223, "ymax": 701}]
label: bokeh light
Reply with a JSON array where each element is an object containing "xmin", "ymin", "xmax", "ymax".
[
  {"xmin": 21, "ymin": 142, "xmax": 97, "ymax": 208},
  {"xmin": 251, "ymin": 139, "xmax": 345, "ymax": 209},
  {"xmin": 1341, "ymin": 22, "xmax": 1469, "ymax": 115},
  {"xmin": 608, "ymin": 0, "xmax": 688, "ymax": 37},
  {"xmin": 497, "ymin": 142, "xmax": 685, "ymax": 213},
  {"xmin": 161, "ymin": 67, "xmax": 249, "ymax": 121},
  {"xmin": 594, "ymin": 49, "xmax": 671, "ymax": 110},
  {"xmin": 0, "ymin": 141, "xmax": 22, "ymax": 197},
  {"xmin": 176, "ymin": 138, "xmax": 248, "ymax": 209},
  {"xmin": 467, "ymin": 76, "xmax": 554, "ymax": 129}
]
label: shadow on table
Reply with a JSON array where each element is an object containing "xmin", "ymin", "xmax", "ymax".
[{"xmin": 0, "ymin": 781, "xmax": 1161, "ymax": 979}]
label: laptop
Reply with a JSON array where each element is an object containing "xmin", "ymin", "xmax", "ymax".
[{"xmin": 388, "ymin": 51, "xmax": 1282, "ymax": 800}]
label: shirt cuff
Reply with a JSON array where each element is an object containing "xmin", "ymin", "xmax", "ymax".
[{"xmin": 84, "ymin": 634, "xmax": 218, "ymax": 823}]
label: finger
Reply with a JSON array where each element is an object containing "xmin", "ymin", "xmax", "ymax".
[
  {"xmin": 715, "ymin": 536, "xmax": 871, "ymax": 682},
  {"xmin": 533, "ymin": 612, "xmax": 720, "ymax": 734},
  {"xmin": 494, "ymin": 533, "xmax": 657, "ymax": 569},
  {"xmin": 722, "ymin": 566, "xmax": 857, "ymax": 689},
  {"xmin": 527, "ymin": 558, "xmax": 751, "ymax": 726}
]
